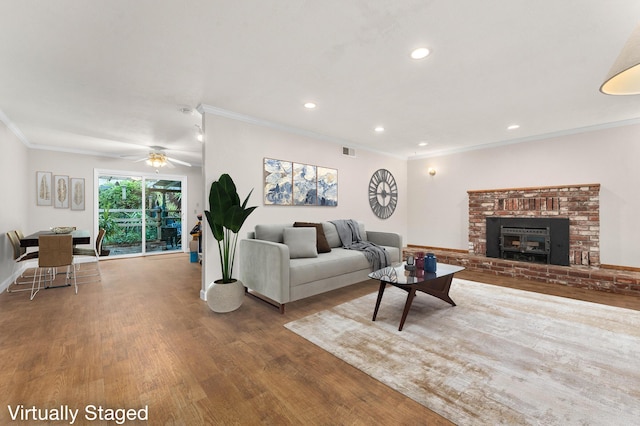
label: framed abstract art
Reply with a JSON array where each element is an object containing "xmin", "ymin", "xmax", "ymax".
[
  {"xmin": 263, "ymin": 158, "xmax": 337, "ymax": 206},
  {"xmin": 264, "ymin": 158, "xmax": 293, "ymax": 205}
]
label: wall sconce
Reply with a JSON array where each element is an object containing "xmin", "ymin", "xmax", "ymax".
[{"xmin": 428, "ymin": 168, "xmax": 437, "ymax": 176}]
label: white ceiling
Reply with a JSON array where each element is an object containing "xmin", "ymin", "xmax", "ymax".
[{"xmin": 2, "ymin": 0, "xmax": 640, "ymax": 167}]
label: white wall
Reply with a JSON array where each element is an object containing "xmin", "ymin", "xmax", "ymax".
[
  {"xmin": 0, "ymin": 120, "xmax": 29, "ymax": 290},
  {"xmin": 202, "ymin": 112, "xmax": 408, "ymax": 296},
  {"xmin": 27, "ymin": 149, "xmax": 204, "ymax": 248},
  {"xmin": 407, "ymin": 123, "xmax": 640, "ymax": 268}
]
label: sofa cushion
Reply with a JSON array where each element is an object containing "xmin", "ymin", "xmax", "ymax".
[
  {"xmin": 255, "ymin": 224, "xmax": 286, "ymax": 243},
  {"xmin": 284, "ymin": 227, "xmax": 318, "ymax": 259},
  {"xmin": 289, "ymin": 245, "xmax": 400, "ymax": 287},
  {"xmin": 322, "ymin": 222, "xmax": 341, "ymax": 248},
  {"xmin": 294, "ymin": 222, "xmax": 331, "ymax": 253}
]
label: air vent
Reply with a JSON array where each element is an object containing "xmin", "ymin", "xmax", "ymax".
[{"xmin": 342, "ymin": 147, "xmax": 356, "ymax": 157}]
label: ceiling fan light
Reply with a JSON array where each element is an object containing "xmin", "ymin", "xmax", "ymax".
[{"xmin": 147, "ymin": 152, "xmax": 167, "ymax": 168}]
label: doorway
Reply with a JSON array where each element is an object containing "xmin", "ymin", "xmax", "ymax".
[{"xmin": 96, "ymin": 170, "xmax": 187, "ymax": 257}]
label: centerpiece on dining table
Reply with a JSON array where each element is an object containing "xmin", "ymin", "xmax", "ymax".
[{"xmin": 50, "ymin": 226, "xmax": 75, "ymax": 234}]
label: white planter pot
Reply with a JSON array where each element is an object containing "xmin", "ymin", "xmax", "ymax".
[{"xmin": 206, "ymin": 279, "xmax": 245, "ymax": 313}]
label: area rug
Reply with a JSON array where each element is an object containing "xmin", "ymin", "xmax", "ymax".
[{"xmin": 284, "ymin": 279, "xmax": 640, "ymax": 425}]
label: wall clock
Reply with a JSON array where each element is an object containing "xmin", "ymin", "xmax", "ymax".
[{"xmin": 368, "ymin": 168, "xmax": 398, "ymax": 219}]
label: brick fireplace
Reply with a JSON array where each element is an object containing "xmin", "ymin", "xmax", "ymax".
[
  {"xmin": 468, "ymin": 183, "xmax": 600, "ymax": 266},
  {"xmin": 405, "ymin": 182, "xmax": 640, "ymax": 296}
]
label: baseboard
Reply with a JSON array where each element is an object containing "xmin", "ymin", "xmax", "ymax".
[
  {"xmin": 407, "ymin": 244, "xmax": 468, "ymax": 254},
  {"xmin": 0, "ymin": 276, "xmax": 10, "ymax": 293},
  {"xmin": 600, "ymin": 264, "xmax": 640, "ymax": 273},
  {"xmin": 1, "ymin": 262, "xmax": 27, "ymax": 293}
]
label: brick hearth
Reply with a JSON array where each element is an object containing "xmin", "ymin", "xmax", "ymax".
[{"xmin": 403, "ymin": 247, "xmax": 640, "ymax": 297}]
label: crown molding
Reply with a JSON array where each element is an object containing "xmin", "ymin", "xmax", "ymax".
[
  {"xmin": 197, "ymin": 104, "xmax": 406, "ymax": 160},
  {"xmin": 0, "ymin": 109, "xmax": 31, "ymax": 147},
  {"xmin": 28, "ymin": 143, "xmax": 123, "ymax": 158},
  {"xmin": 409, "ymin": 117, "xmax": 640, "ymax": 160}
]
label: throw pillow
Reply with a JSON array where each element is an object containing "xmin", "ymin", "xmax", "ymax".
[
  {"xmin": 322, "ymin": 222, "xmax": 342, "ymax": 248},
  {"xmin": 283, "ymin": 227, "xmax": 318, "ymax": 259},
  {"xmin": 293, "ymin": 222, "xmax": 332, "ymax": 253},
  {"xmin": 255, "ymin": 224, "xmax": 286, "ymax": 243}
]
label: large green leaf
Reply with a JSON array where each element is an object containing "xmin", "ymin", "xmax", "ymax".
[
  {"xmin": 208, "ymin": 180, "xmax": 235, "ymax": 225},
  {"xmin": 225, "ymin": 205, "xmax": 258, "ymax": 233},
  {"xmin": 203, "ymin": 210, "xmax": 224, "ymax": 241},
  {"xmin": 218, "ymin": 173, "xmax": 240, "ymax": 206}
]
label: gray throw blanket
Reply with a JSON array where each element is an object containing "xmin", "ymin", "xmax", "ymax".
[{"xmin": 330, "ymin": 219, "xmax": 390, "ymax": 271}]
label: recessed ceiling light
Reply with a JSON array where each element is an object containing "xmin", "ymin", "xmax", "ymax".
[
  {"xmin": 507, "ymin": 124, "xmax": 520, "ymax": 130},
  {"xmin": 374, "ymin": 126, "xmax": 385, "ymax": 133},
  {"xmin": 418, "ymin": 141, "xmax": 429, "ymax": 147},
  {"xmin": 410, "ymin": 47, "xmax": 430, "ymax": 60},
  {"xmin": 304, "ymin": 102, "xmax": 317, "ymax": 109}
]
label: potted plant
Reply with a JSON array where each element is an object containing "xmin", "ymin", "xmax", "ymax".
[{"xmin": 204, "ymin": 173, "xmax": 257, "ymax": 312}]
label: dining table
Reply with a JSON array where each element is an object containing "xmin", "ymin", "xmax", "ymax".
[{"xmin": 20, "ymin": 229, "xmax": 91, "ymax": 247}]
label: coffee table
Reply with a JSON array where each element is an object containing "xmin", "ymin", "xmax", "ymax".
[{"xmin": 369, "ymin": 262, "xmax": 465, "ymax": 331}]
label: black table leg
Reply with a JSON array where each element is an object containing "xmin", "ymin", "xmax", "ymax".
[
  {"xmin": 398, "ymin": 287, "xmax": 417, "ymax": 331},
  {"xmin": 372, "ymin": 281, "xmax": 387, "ymax": 321}
]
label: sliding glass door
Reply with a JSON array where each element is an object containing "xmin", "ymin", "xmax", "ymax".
[
  {"xmin": 96, "ymin": 171, "xmax": 186, "ymax": 257},
  {"xmin": 145, "ymin": 179, "xmax": 183, "ymax": 253}
]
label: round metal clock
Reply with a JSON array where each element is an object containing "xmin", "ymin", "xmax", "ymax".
[{"xmin": 368, "ymin": 168, "xmax": 398, "ymax": 219}]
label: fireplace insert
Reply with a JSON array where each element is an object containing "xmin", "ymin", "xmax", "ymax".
[
  {"xmin": 500, "ymin": 226, "xmax": 550, "ymax": 264},
  {"xmin": 486, "ymin": 217, "xmax": 569, "ymax": 266}
]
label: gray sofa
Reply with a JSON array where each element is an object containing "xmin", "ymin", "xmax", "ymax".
[{"xmin": 239, "ymin": 221, "xmax": 402, "ymax": 313}]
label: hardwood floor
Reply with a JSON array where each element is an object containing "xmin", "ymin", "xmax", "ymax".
[{"xmin": 1, "ymin": 256, "xmax": 638, "ymax": 425}]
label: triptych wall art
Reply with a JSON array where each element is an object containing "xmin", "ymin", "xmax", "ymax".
[
  {"xmin": 263, "ymin": 158, "xmax": 338, "ymax": 206},
  {"xmin": 36, "ymin": 171, "xmax": 85, "ymax": 210}
]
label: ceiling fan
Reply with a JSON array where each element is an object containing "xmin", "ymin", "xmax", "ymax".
[{"xmin": 127, "ymin": 146, "xmax": 192, "ymax": 168}]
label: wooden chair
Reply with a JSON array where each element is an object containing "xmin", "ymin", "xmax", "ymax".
[
  {"xmin": 73, "ymin": 228, "xmax": 105, "ymax": 283},
  {"xmin": 6, "ymin": 230, "xmax": 40, "ymax": 292},
  {"xmin": 32, "ymin": 234, "xmax": 76, "ymax": 300}
]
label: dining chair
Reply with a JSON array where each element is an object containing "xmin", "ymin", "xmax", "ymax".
[
  {"xmin": 72, "ymin": 228, "xmax": 105, "ymax": 283},
  {"xmin": 32, "ymin": 234, "xmax": 76, "ymax": 300},
  {"xmin": 6, "ymin": 230, "xmax": 40, "ymax": 292}
]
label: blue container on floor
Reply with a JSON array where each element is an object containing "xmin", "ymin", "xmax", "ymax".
[{"xmin": 190, "ymin": 251, "xmax": 198, "ymax": 263}]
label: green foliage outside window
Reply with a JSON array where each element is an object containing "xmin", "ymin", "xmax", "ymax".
[{"xmin": 98, "ymin": 179, "xmax": 182, "ymax": 246}]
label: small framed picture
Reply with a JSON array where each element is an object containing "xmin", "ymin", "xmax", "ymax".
[
  {"xmin": 70, "ymin": 178, "xmax": 85, "ymax": 211},
  {"xmin": 53, "ymin": 175, "xmax": 70, "ymax": 209},
  {"xmin": 36, "ymin": 171, "xmax": 52, "ymax": 206}
]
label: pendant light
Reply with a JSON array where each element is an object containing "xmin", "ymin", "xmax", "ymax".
[{"xmin": 600, "ymin": 24, "xmax": 640, "ymax": 95}]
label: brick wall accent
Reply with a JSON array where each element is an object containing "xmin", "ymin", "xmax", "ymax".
[{"xmin": 468, "ymin": 184, "xmax": 600, "ymax": 266}]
